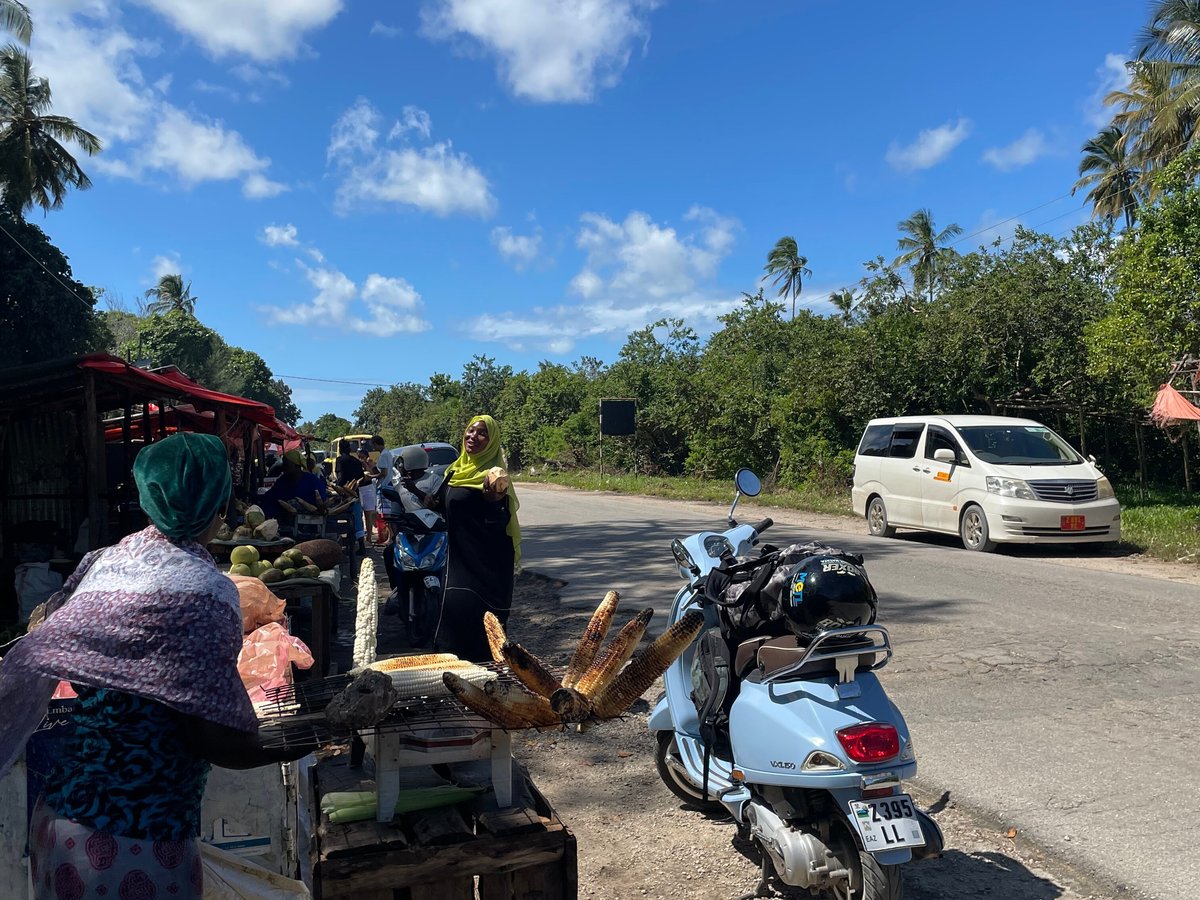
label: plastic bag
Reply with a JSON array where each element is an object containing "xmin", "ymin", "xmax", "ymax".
[
  {"xmin": 229, "ymin": 575, "xmax": 286, "ymax": 633},
  {"xmin": 15, "ymin": 563, "xmax": 63, "ymax": 624},
  {"xmin": 201, "ymin": 840, "xmax": 311, "ymax": 899},
  {"xmin": 238, "ymin": 622, "xmax": 314, "ymax": 703}
]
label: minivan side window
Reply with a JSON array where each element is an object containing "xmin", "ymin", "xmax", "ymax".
[
  {"xmin": 857, "ymin": 424, "xmax": 893, "ymax": 457},
  {"xmin": 888, "ymin": 424, "xmax": 925, "ymax": 458},
  {"xmin": 925, "ymin": 426, "xmax": 968, "ymax": 466}
]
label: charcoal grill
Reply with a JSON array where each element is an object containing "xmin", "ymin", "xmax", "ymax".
[{"xmin": 257, "ymin": 663, "xmax": 539, "ymax": 821}]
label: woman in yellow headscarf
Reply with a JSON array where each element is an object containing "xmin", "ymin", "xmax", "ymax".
[{"xmin": 431, "ymin": 415, "xmax": 521, "ymax": 661}]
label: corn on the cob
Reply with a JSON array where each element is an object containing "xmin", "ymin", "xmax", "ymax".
[
  {"xmin": 549, "ymin": 687, "xmax": 592, "ymax": 722},
  {"xmin": 483, "ymin": 612, "xmax": 507, "ymax": 663},
  {"xmin": 562, "ymin": 590, "xmax": 620, "ymax": 688},
  {"xmin": 443, "ymin": 671, "xmax": 560, "ymax": 729},
  {"xmin": 367, "ymin": 653, "xmax": 461, "ymax": 672},
  {"xmin": 387, "ymin": 665, "xmax": 491, "ymax": 699},
  {"xmin": 501, "ymin": 641, "xmax": 561, "ymax": 699},
  {"xmin": 592, "ymin": 611, "xmax": 704, "ymax": 719},
  {"xmin": 575, "ymin": 608, "xmax": 654, "ymax": 699}
]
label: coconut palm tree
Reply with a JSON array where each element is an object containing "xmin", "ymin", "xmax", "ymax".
[
  {"xmin": 0, "ymin": 44, "xmax": 100, "ymax": 216},
  {"xmin": 763, "ymin": 236, "xmax": 812, "ymax": 320},
  {"xmin": 144, "ymin": 274, "xmax": 198, "ymax": 316},
  {"xmin": 892, "ymin": 209, "xmax": 962, "ymax": 303},
  {"xmin": 0, "ymin": 1, "xmax": 31, "ymax": 44},
  {"xmin": 1108, "ymin": 59, "xmax": 1196, "ymax": 192},
  {"xmin": 829, "ymin": 288, "xmax": 857, "ymax": 322},
  {"xmin": 1072, "ymin": 125, "xmax": 1141, "ymax": 229},
  {"xmin": 1139, "ymin": 0, "xmax": 1200, "ymax": 67}
]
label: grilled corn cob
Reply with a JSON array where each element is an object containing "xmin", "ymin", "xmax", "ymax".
[
  {"xmin": 574, "ymin": 608, "xmax": 654, "ymax": 700},
  {"xmin": 387, "ymin": 665, "xmax": 491, "ymax": 699},
  {"xmin": 592, "ymin": 611, "xmax": 704, "ymax": 719},
  {"xmin": 367, "ymin": 653, "xmax": 462, "ymax": 672},
  {"xmin": 483, "ymin": 612, "xmax": 507, "ymax": 663},
  {"xmin": 562, "ymin": 590, "xmax": 620, "ymax": 688},
  {"xmin": 549, "ymin": 686, "xmax": 592, "ymax": 722},
  {"xmin": 501, "ymin": 641, "xmax": 561, "ymax": 699},
  {"xmin": 443, "ymin": 672, "xmax": 560, "ymax": 729}
]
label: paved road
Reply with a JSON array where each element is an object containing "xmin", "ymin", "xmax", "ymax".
[{"xmin": 516, "ymin": 484, "xmax": 1200, "ymax": 900}]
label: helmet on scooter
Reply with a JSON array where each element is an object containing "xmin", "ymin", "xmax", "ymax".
[
  {"xmin": 398, "ymin": 445, "xmax": 429, "ymax": 475},
  {"xmin": 780, "ymin": 555, "xmax": 876, "ymax": 638}
]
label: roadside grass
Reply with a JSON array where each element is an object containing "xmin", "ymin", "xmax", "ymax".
[{"xmin": 517, "ymin": 470, "xmax": 1200, "ymax": 565}]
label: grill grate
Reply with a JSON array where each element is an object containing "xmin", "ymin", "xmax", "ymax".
[{"xmin": 256, "ymin": 662, "xmax": 540, "ymax": 749}]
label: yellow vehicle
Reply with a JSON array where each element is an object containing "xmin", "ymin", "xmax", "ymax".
[{"xmin": 330, "ymin": 434, "xmax": 378, "ymax": 462}]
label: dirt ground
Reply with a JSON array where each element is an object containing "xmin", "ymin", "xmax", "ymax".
[{"xmin": 352, "ymin": 541, "xmax": 1153, "ymax": 900}]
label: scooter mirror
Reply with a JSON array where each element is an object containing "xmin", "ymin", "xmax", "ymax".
[{"xmin": 734, "ymin": 468, "xmax": 762, "ymax": 498}]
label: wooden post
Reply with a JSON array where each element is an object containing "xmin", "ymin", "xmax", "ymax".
[
  {"xmin": 1136, "ymin": 423, "xmax": 1148, "ymax": 499},
  {"xmin": 1184, "ymin": 429, "xmax": 1192, "ymax": 495},
  {"xmin": 83, "ymin": 372, "xmax": 108, "ymax": 549}
]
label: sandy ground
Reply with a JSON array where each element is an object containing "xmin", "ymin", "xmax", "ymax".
[{"xmin": 353, "ymin": 545, "xmax": 1149, "ymax": 900}]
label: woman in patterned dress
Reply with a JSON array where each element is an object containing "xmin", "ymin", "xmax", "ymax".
[{"xmin": 0, "ymin": 433, "xmax": 315, "ymax": 900}]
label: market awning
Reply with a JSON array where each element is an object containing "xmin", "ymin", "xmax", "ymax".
[{"xmin": 1150, "ymin": 383, "xmax": 1200, "ymax": 426}]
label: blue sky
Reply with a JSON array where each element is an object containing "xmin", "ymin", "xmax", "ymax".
[{"xmin": 19, "ymin": 0, "xmax": 1143, "ymax": 422}]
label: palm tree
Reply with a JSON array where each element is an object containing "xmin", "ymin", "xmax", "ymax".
[
  {"xmin": 1139, "ymin": 0, "xmax": 1200, "ymax": 67},
  {"xmin": 0, "ymin": 1, "xmax": 31, "ymax": 44},
  {"xmin": 1072, "ymin": 125, "xmax": 1141, "ymax": 229},
  {"xmin": 828, "ymin": 288, "xmax": 857, "ymax": 322},
  {"xmin": 144, "ymin": 274, "xmax": 198, "ymax": 316},
  {"xmin": 0, "ymin": 44, "xmax": 100, "ymax": 216},
  {"xmin": 1107, "ymin": 59, "xmax": 1195, "ymax": 192},
  {"xmin": 892, "ymin": 209, "xmax": 963, "ymax": 303},
  {"xmin": 763, "ymin": 236, "xmax": 812, "ymax": 320}
]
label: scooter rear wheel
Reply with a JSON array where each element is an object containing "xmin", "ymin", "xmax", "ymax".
[
  {"xmin": 654, "ymin": 732, "xmax": 724, "ymax": 811},
  {"xmin": 829, "ymin": 821, "xmax": 904, "ymax": 900}
]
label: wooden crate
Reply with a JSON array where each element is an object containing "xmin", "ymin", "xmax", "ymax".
[{"xmin": 311, "ymin": 754, "xmax": 577, "ymax": 900}]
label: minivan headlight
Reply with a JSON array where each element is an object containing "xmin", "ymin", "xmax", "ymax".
[
  {"xmin": 1096, "ymin": 476, "xmax": 1115, "ymax": 500},
  {"xmin": 986, "ymin": 476, "xmax": 1036, "ymax": 500}
]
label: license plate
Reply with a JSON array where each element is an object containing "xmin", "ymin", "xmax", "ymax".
[
  {"xmin": 423, "ymin": 575, "xmax": 441, "ymax": 590},
  {"xmin": 1061, "ymin": 515, "xmax": 1085, "ymax": 531},
  {"xmin": 848, "ymin": 794, "xmax": 926, "ymax": 853}
]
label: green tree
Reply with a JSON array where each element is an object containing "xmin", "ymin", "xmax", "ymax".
[
  {"xmin": 764, "ymin": 236, "xmax": 812, "ymax": 320},
  {"xmin": 828, "ymin": 288, "xmax": 858, "ymax": 322},
  {"xmin": 0, "ymin": 1, "xmax": 31, "ymax": 44},
  {"xmin": 143, "ymin": 273, "xmax": 197, "ymax": 316},
  {"xmin": 1107, "ymin": 59, "xmax": 1194, "ymax": 191},
  {"xmin": 892, "ymin": 209, "xmax": 962, "ymax": 303},
  {"xmin": 122, "ymin": 310, "xmax": 222, "ymax": 384},
  {"xmin": 1073, "ymin": 125, "xmax": 1141, "ymax": 228},
  {"xmin": 0, "ymin": 44, "xmax": 100, "ymax": 216},
  {"xmin": 299, "ymin": 413, "xmax": 353, "ymax": 441},
  {"xmin": 460, "ymin": 354, "xmax": 513, "ymax": 419},
  {"xmin": 0, "ymin": 204, "xmax": 102, "ymax": 368}
]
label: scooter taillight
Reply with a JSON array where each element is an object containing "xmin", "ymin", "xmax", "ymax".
[{"xmin": 836, "ymin": 723, "xmax": 900, "ymax": 763}]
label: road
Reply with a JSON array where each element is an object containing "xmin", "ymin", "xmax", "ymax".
[{"xmin": 515, "ymin": 483, "xmax": 1200, "ymax": 900}]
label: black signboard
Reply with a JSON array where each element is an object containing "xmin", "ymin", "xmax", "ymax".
[{"xmin": 599, "ymin": 398, "xmax": 636, "ymax": 436}]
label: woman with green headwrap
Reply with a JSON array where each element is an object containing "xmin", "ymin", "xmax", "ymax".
[
  {"xmin": 430, "ymin": 415, "xmax": 521, "ymax": 662},
  {"xmin": 0, "ymin": 433, "xmax": 315, "ymax": 899}
]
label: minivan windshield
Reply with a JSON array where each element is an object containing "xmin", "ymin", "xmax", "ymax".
[{"xmin": 956, "ymin": 425, "xmax": 1082, "ymax": 466}]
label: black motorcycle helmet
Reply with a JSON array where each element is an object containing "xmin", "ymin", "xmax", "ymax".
[{"xmin": 782, "ymin": 555, "xmax": 877, "ymax": 637}]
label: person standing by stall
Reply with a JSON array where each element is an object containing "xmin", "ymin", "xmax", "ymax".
[
  {"xmin": 356, "ymin": 450, "xmax": 381, "ymax": 544},
  {"xmin": 0, "ymin": 433, "xmax": 315, "ymax": 900},
  {"xmin": 431, "ymin": 415, "xmax": 521, "ymax": 662},
  {"xmin": 334, "ymin": 442, "xmax": 367, "ymax": 549}
]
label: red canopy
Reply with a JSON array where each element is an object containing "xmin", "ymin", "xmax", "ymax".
[{"xmin": 1150, "ymin": 383, "xmax": 1200, "ymax": 425}]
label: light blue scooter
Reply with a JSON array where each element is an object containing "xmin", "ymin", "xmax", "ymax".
[{"xmin": 648, "ymin": 470, "xmax": 942, "ymax": 899}]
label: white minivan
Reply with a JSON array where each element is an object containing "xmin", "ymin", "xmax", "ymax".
[{"xmin": 851, "ymin": 415, "xmax": 1121, "ymax": 551}]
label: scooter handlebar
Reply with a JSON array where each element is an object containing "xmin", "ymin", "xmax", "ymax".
[{"xmin": 751, "ymin": 517, "xmax": 774, "ymax": 534}]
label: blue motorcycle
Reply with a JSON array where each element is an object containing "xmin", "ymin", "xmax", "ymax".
[
  {"xmin": 649, "ymin": 469, "xmax": 942, "ymax": 900},
  {"xmin": 381, "ymin": 469, "xmax": 447, "ymax": 648}
]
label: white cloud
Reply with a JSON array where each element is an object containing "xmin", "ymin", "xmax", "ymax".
[
  {"xmin": 886, "ymin": 118, "xmax": 972, "ymax": 172},
  {"xmin": 262, "ymin": 262, "xmax": 432, "ymax": 337},
  {"xmin": 1085, "ymin": 53, "xmax": 1130, "ymax": 128},
  {"xmin": 491, "ymin": 226, "xmax": 542, "ymax": 269},
  {"xmin": 328, "ymin": 99, "xmax": 496, "ymax": 217},
  {"xmin": 982, "ymin": 128, "xmax": 1049, "ymax": 171},
  {"xmin": 230, "ymin": 64, "xmax": 290, "ymax": 88},
  {"xmin": 262, "ymin": 224, "xmax": 300, "ymax": 247},
  {"xmin": 132, "ymin": 0, "xmax": 343, "ymax": 61},
  {"xmin": 150, "ymin": 253, "xmax": 182, "ymax": 280},
  {"xmin": 371, "ymin": 21, "xmax": 403, "ymax": 38},
  {"xmin": 243, "ymin": 172, "xmax": 289, "ymax": 198},
  {"xmin": 465, "ymin": 206, "xmax": 740, "ymax": 352},
  {"xmin": 421, "ymin": 0, "xmax": 659, "ymax": 102}
]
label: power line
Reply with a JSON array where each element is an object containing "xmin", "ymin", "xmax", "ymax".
[
  {"xmin": 278, "ymin": 374, "xmax": 393, "ymax": 387},
  {"xmin": 0, "ymin": 215, "xmax": 95, "ymax": 312}
]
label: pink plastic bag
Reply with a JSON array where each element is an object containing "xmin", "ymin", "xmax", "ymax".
[
  {"xmin": 238, "ymin": 622, "xmax": 314, "ymax": 703},
  {"xmin": 228, "ymin": 575, "xmax": 287, "ymax": 633}
]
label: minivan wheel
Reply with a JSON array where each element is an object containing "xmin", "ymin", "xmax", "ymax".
[
  {"xmin": 960, "ymin": 505, "xmax": 996, "ymax": 552},
  {"xmin": 867, "ymin": 497, "xmax": 896, "ymax": 538}
]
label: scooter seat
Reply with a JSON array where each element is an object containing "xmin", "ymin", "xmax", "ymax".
[
  {"xmin": 753, "ymin": 635, "xmax": 879, "ymax": 681},
  {"xmin": 733, "ymin": 636, "xmax": 770, "ymax": 678}
]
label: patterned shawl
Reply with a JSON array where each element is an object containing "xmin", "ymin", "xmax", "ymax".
[{"xmin": 0, "ymin": 526, "xmax": 257, "ymax": 777}]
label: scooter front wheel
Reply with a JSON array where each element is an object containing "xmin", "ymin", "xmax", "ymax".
[{"xmin": 654, "ymin": 732, "xmax": 724, "ymax": 811}]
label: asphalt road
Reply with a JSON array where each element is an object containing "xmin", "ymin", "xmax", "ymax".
[{"xmin": 515, "ymin": 484, "xmax": 1200, "ymax": 900}]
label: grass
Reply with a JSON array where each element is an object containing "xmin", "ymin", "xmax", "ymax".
[{"xmin": 517, "ymin": 470, "xmax": 1200, "ymax": 565}]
